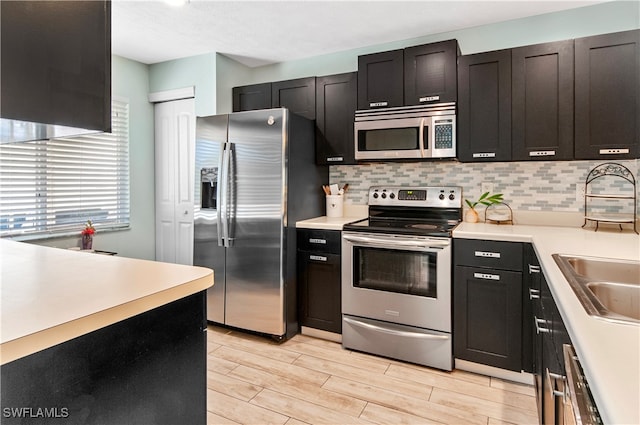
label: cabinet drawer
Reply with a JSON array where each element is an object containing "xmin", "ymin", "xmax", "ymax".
[
  {"xmin": 297, "ymin": 229, "xmax": 341, "ymax": 254},
  {"xmin": 454, "ymin": 239, "xmax": 523, "ymax": 271}
]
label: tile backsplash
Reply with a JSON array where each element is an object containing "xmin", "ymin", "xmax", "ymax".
[{"xmin": 331, "ymin": 159, "xmax": 639, "ymax": 215}]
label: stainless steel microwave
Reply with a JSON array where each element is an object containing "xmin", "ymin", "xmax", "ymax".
[{"xmin": 354, "ymin": 103, "xmax": 456, "ymax": 161}]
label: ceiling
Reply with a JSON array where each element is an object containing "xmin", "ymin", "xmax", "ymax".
[{"xmin": 111, "ymin": 0, "xmax": 603, "ymax": 67}]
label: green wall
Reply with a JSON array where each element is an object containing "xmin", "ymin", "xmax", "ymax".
[
  {"xmin": 215, "ymin": 1, "xmax": 640, "ymax": 113},
  {"xmin": 34, "ymin": 55, "xmax": 156, "ymax": 260},
  {"xmin": 149, "ymin": 52, "xmax": 217, "ymax": 116}
]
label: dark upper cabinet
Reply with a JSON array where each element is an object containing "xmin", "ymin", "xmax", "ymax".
[
  {"xmin": 457, "ymin": 49, "xmax": 512, "ymax": 162},
  {"xmin": 512, "ymin": 40, "xmax": 575, "ymax": 161},
  {"xmin": 232, "ymin": 83, "xmax": 272, "ymax": 112},
  {"xmin": 404, "ymin": 39, "xmax": 459, "ymax": 105},
  {"xmin": 357, "ymin": 49, "xmax": 404, "ymax": 110},
  {"xmin": 1, "ymin": 1, "xmax": 111, "ymax": 132},
  {"xmin": 315, "ymin": 72, "xmax": 357, "ymax": 165},
  {"xmin": 271, "ymin": 77, "xmax": 316, "ymax": 120},
  {"xmin": 574, "ymin": 29, "xmax": 639, "ymax": 159}
]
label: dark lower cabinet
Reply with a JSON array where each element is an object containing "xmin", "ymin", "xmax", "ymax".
[
  {"xmin": 454, "ymin": 265, "xmax": 523, "ymax": 371},
  {"xmin": 297, "ymin": 229, "xmax": 342, "ymax": 334},
  {"xmin": 272, "ymin": 77, "xmax": 316, "ymax": 120},
  {"xmin": 574, "ymin": 29, "xmax": 639, "ymax": 160},
  {"xmin": 1, "ymin": 1, "xmax": 111, "ymax": 132},
  {"xmin": 315, "ymin": 72, "xmax": 357, "ymax": 165},
  {"xmin": 512, "ymin": 40, "xmax": 575, "ymax": 161},
  {"xmin": 0, "ymin": 292, "xmax": 207, "ymax": 425},
  {"xmin": 534, "ymin": 270, "xmax": 571, "ymax": 425},
  {"xmin": 457, "ymin": 49, "xmax": 512, "ymax": 162},
  {"xmin": 453, "ymin": 239, "xmax": 524, "ymax": 371},
  {"xmin": 232, "ymin": 83, "xmax": 272, "ymax": 112}
]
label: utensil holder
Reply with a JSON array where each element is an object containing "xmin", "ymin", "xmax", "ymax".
[{"xmin": 326, "ymin": 195, "xmax": 344, "ymax": 217}]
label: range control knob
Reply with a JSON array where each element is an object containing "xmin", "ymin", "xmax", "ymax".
[
  {"xmin": 373, "ymin": 193, "xmax": 379, "ymax": 199},
  {"xmin": 439, "ymin": 193, "xmax": 445, "ymax": 200},
  {"xmin": 449, "ymin": 193, "xmax": 456, "ymax": 200},
  {"xmin": 381, "ymin": 193, "xmax": 387, "ymax": 199},
  {"xmin": 389, "ymin": 193, "xmax": 395, "ymax": 199}
]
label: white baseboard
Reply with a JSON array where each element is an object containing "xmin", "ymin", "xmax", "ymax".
[
  {"xmin": 300, "ymin": 326, "xmax": 342, "ymax": 343},
  {"xmin": 455, "ymin": 359, "xmax": 534, "ymax": 385}
]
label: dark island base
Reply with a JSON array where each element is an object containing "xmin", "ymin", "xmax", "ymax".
[{"xmin": 1, "ymin": 291, "xmax": 207, "ymax": 425}]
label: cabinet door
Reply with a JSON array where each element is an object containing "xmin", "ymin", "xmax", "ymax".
[
  {"xmin": 357, "ymin": 49, "xmax": 404, "ymax": 109},
  {"xmin": 298, "ymin": 251, "xmax": 342, "ymax": 333},
  {"xmin": 457, "ymin": 50, "xmax": 512, "ymax": 162},
  {"xmin": 232, "ymin": 83, "xmax": 272, "ymax": 112},
  {"xmin": 404, "ymin": 40, "xmax": 459, "ymax": 105},
  {"xmin": 575, "ymin": 29, "xmax": 639, "ymax": 159},
  {"xmin": 1, "ymin": 1, "xmax": 111, "ymax": 132},
  {"xmin": 315, "ymin": 73, "xmax": 357, "ymax": 165},
  {"xmin": 512, "ymin": 40, "xmax": 574, "ymax": 161},
  {"xmin": 454, "ymin": 265, "xmax": 522, "ymax": 371},
  {"xmin": 522, "ymin": 244, "xmax": 540, "ymax": 374},
  {"xmin": 272, "ymin": 77, "xmax": 316, "ymax": 120}
]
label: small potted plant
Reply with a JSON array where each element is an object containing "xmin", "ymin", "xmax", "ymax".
[
  {"xmin": 81, "ymin": 220, "xmax": 95, "ymax": 250},
  {"xmin": 465, "ymin": 192, "xmax": 504, "ymax": 223}
]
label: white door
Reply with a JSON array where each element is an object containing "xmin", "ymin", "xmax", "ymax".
[{"xmin": 154, "ymin": 98, "xmax": 195, "ymax": 265}]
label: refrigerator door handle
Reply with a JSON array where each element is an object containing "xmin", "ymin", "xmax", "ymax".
[
  {"xmin": 226, "ymin": 142, "xmax": 236, "ymax": 246},
  {"xmin": 220, "ymin": 142, "xmax": 231, "ymax": 247}
]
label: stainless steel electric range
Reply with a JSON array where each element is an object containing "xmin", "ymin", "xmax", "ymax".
[{"xmin": 341, "ymin": 186, "xmax": 462, "ymax": 371}]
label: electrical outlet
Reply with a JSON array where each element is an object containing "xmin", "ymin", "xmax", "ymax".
[
  {"xmin": 481, "ymin": 182, "xmax": 494, "ymax": 194},
  {"xmin": 576, "ymin": 184, "xmax": 585, "ymax": 202}
]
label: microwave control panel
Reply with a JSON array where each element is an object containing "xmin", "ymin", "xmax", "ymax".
[{"xmin": 433, "ymin": 118, "xmax": 454, "ymax": 149}]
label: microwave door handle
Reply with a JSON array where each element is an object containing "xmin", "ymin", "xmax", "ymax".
[{"xmin": 419, "ymin": 118, "xmax": 426, "ymax": 158}]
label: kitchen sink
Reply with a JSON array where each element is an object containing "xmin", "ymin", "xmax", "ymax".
[{"xmin": 553, "ymin": 254, "xmax": 640, "ymax": 324}]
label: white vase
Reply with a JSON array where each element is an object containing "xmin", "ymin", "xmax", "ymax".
[{"xmin": 465, "ymin": 208, "xmax": 479, "ymax": 223}]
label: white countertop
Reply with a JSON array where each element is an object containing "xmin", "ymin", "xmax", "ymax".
[
  {"xmin": 296, "ymin": 215, "xmax": 367, "ymax": 231},
  {"xmin": 0, "ymin": 240, "xmax": 213, "ymax": 365},
  {"xmin": 454, "ymin": 222, "xmax": 640, "ymax": 425}
]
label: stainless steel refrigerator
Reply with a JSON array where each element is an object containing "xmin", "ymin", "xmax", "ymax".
[{"xmin": 194, "ymin": 108, "xmax": 327, "ymax": 340}]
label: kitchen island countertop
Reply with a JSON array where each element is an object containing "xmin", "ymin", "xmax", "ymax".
[
  {"xmin": 0, "ymin": 239, "xmax": 213, "ymax": 365},
  {"xmin": 454, "ymin": 222, "xmax": 639, "ymax": 425}
]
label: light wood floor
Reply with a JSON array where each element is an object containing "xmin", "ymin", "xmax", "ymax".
[{"xmin": 206, "ymin": 325, "xmax": 538, "ymax": 425}]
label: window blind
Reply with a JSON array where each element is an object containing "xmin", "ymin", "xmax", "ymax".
[{"xmin": 0, "ymin": 99, "xmax": 130, "ymax": 238}]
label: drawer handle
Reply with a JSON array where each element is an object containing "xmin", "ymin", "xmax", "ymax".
[
  {"xmin": 535, "ymin": 317, "xmax": 551, "ymax": 334},
  {"xmin": 599, "ymin": 148, "xmax": 629, "ymax": 154},
  {"xmin": 472, "ymin": 152, "xmax": 496, "ymax": 158},
  {"xmin": 529, "ymin": 264, "xmax": 540, "ymax": 274},
  {"xmin": 529, "ymin": 288, "xmax": 540, "ymax": 300},
  {"xmin": 309, "ymin": 255, "xmax": 327, "ymax": 262},
  {"xmin": 474, "ymin": 272, "xmax": 500, "ymax": 281},
  {"xmin": 529, "ymin": 150, "xmax": 556, "ymax": 157},
  {"xmin": 474, "ymin": 251, "xmax": 501, "ymax": 259},
  {"xmin": 326, "ymin": 157, "xmax": 344, "ymax": 162},
  {"xmin": 370, "ymin": 101, "xmax": 388, "ymax": 108},
  {"xmin": 309, "ymin": 238, "xmax": 327, "ymax": 244}
]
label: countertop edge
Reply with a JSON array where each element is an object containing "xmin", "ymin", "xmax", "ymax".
[{"xmin": 0, "ymin": 273, "xmax": 212, "ymax": 365}]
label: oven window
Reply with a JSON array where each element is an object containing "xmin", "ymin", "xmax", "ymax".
[
  {"xmin": 353, "ymin": 247, "xmax": 437, "ymax": 297},
  {"xmin": 358, "ymin": 127, "xmax": 420, "ymax": 151}
]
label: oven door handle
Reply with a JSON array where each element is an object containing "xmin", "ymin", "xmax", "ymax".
[
  {"xmin": 343, "ymin": 316, "xmax": 449, "ymax": 340},
  {"xmin": 343, "ymin": 234, "xmax": 449, "ymax": 249}
]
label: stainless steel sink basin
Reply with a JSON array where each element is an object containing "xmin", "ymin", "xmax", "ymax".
[{"xmin": 553, "ymin": 254, "xmax": 640, "ymax": 324}]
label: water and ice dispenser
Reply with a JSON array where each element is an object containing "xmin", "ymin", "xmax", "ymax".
[{"xmin": 200, "ymin": 167, "xmax": 217, "ymax": 209}]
